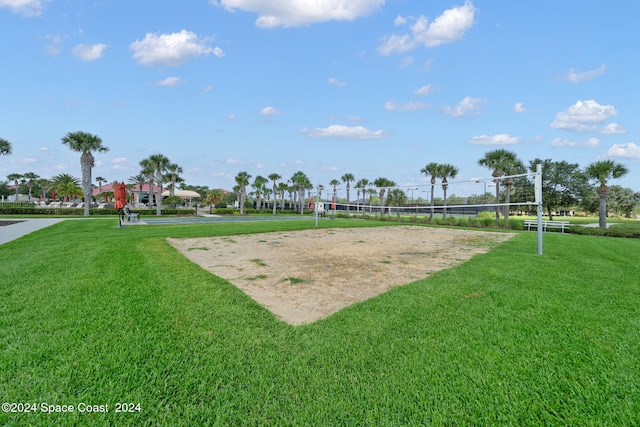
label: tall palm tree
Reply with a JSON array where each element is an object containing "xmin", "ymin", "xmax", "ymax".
[
  {"xmin": 141, "ymin": 154, "xmax": 170, "ymax": 215},
  {"xmin": 585, "ymin": 160, "xmax": 629, "ymax": 228},
  {"xmin": 95, "ymin": 176, "xmax": 106, "ymax": 195},
  {"xmin": 386, "ymin": 188, "xmax": 408, "ymax": 221},
  {"xmin": 420, "ymin": 162, "xmax": 440, "ymax": 220},
  {"xmin": 277, "ymin": 182, "xmax": 289, "ymax": 212},
  {"xmin": 37, "ymin": 178, "xmax": 52, "ymax": 202},
  {"xmin": 128, "ymin": 173, "xmax": 147, "ymax": 205},
  {"xmin": 23, "ymin": 172, "xmax": 40, "ymax": 202},
  {"xmin": 139, "ymin": 159, "xmax": 156, "ymax": 208},
  {"xmin": 291, "ymin": 171, "xmax": 311, "ymax": 214},
  {"xmin": 373, "ymin": 177, "xmax": 395, "ymax": 215},
  {"xmin": 61, "ymin": 131, "xmax": 109, "ymax": 216},
  {"xmin": 355, "ymin": 178, "xmax": 369, "ymax": 214},
  {"xmin": 329, "ymin": 179, "xmax": 340, "ymax": 209},
  {"xmin": 252, "ymin": 175, "xmax": 268, "ymax": 210},
  {"xmin": 438, "ymin": 163, "xmax": 459, "ymax": 219},
  {"xmin": 0, "ymin": 138, "xmax": 11, "ymax": 156},
  {"xmin": 165, "ymin": 163, "xmax": 183, "ymax": 197},
  {"xmin": 235, "ymin": 171, "xmax": 251, "ymax": 215},
  {"xmin": 268, "ymin": 173, "xmax": 282, "ymax": 215},
  {"xmin": 478, "ymin": 149, "xmax": 522, "ymax": 223},
  {"xmin": 341, "ymin": 173, "xmax": 355, "ymax": 212},
  {"xmin": 7, "ymin": 173, "xmax": 23, "ymax": 200}
]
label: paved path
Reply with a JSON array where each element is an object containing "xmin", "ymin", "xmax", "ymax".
[{"xmin": 0, "ymin": 218, "xmax": 65, "ymax": 246}]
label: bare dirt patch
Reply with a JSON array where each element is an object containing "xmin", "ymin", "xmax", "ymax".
[{"xmin": 167, "ymin": 226, "xmax": 514, "ymax": 325}]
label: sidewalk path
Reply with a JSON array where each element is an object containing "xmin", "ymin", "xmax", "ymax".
[{"xmin": 0, "ymin": 218, "xmax": 65, "ymax": 245}]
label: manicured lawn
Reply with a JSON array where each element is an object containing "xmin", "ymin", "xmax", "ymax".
[{"xmin": 1, "ymin": 219, "xmax": 639, "ymax": 426}]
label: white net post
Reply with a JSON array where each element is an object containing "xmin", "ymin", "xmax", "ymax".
[{"xmin": 535, "ymin": 163, "xmax": 543, "ymax": 255}]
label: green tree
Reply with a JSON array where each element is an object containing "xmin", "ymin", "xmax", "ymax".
[
  {"xmin": 165, "ymin": 163, "xmax": 184, "ymax": 197},
  {"xmin": 61, "ymin": 131, "xmax": 109, "ymax": 216},
  {"xmin": 0, "ymin": 138, "xmax": 11, "ymax": 156},
  {"xmin": 420, "ymin": 162, "xmax": 440, "ymax": 220},
  {"xmin": 354, "ymin": 178, "xmax": 369, "ymax": 214},
  {"xmin": 128, "ymin": 173, "xmax": 147, "ymax": 205},
  {"xmin": 373, "ymin": 177, "xmax": 396, "ymax": 215},
  {"xmin": 529, "ymin": 159, "xmax": 589, "ymax": 220},
  {"xmin": 37, "ymin": 178, "xmax": 52, "ymax": 202},
  {"xmin": 140, "ymin": 154, "xmax": 170, "ymax": 215},
  {"xmin": 329, "ymin": 179, "xmax": 340, "ymax": 209},
  {"xmin": 252, "ymin": 175, "xmax": 268, "ymax": 210},
  {"xmin": 584, "ymin": 160, "xmax": 629, "ymax": 228},
  {"xmin": 7, "ymin": 173, "xmax": 23, "ymax": 200},
  {"xmin": 438, "ymin": 163, "xmax": 458, "ymax": 219},
  {"xmin": 235, "ymin": 171, "xmax": 251, "ymax": 215},
  {"xmin": 22, "ymin": 172, "xmax": 39, "ymax": 202},
  {"xmin": 341, "ymin": 173, "xmax": 355, "ymax": 212},
  {"xmin": 138, "ymin": 159, "xmax": 156, "ymax": 208},
  {"xmin": 95, "ymin": 176, "xmax": 106, "ymax": 195},
  {"xmin": 478, "ymin": 149, "xmax": 523, "ymax": 223},
  {"xmin": 268, "ymin": 173, "xmax": 282, "ymax": 215},
  {"xmin": 291, "ymin": 171, "xmax": 312, "ymax": 214},
  {"xmin": 386, "ymin": 188, "xmax": 407, "ymax": 221}
]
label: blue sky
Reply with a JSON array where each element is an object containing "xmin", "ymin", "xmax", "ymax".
[{"xmin": 1, "ymin": 0, "xmax": 638, "ymax": 195}]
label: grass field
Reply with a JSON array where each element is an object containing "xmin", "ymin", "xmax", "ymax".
[{"xmin": 1, "ymin": 219, "xmax": 639, "ymax": 426}]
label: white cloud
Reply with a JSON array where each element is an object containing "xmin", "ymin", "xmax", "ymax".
[
  {"xmin": 469, "ymin": 134, "xmax": 520, "ymax": 145},
  {"xmin": 328, "ymin": 78, "xmax": 347, "ymax": 88},
  {"xmin": 378, "ymin": 1, "xmax": 476, "ymax": 55},
  {"xmin": 300, "ymin": 124, "xmax": 388, "ymax": 139},
  {"xmin": 600, "ymin": 123, "xmax": 627, "ymax": 135},
  {"xmin": 0, "ymin": 0, "xmax": 49, "ymax": 16},
  {"xmin": 130, "ymin": 30, "xmax": 223, "ymax": 66},
  {"xmin": 227, "ymin": 114, "xmax": 238, "ymax": 120},
  {"xmin": 563, "ymin": 64, "xmax": 606, "ymax": 83},
  {"xmin": 384, "ymin": 100, "xmax": 427, "ymax": 111},
  {"xmin": 414, "ymin": 84, "xmax": 435, "ymax": 96},
  {"xmin": 514, "ymin": 102, "xmax": 526, "ymax": 113},
  {"xmin": 111, "ymin": 157, "xmax": 127, "ymax": 164},
  {"xmin": 213, "ymin": 0, "xmax": 385, "ymax": 28},
  {"xmin": 551, "ymin": 137, "xmax": 600, "ymax": 148},
  {"xmin": 225, "ymin": 158, "xmax": 241, "ymax": 164},
  {"xmin": 606, "ymin": 142, "xmax": 640, "ymax": 159},
  {"xmin": 443, "ymin": 96, "xmax": 483, "ymax": 118},
  {"xmin": 260, "ymin": 106, "xmax": 282, "ymax": 115},
  {"xmin": 72, "ymin": 43, "xmax": 107, "ymax": 61},
  {"xmin": 158, "ymin": 77, "xmax": 182, "ymax": 87},
  {"xmin": 550, "ymin": 99, "xmax": 617, "ymax": 132}
]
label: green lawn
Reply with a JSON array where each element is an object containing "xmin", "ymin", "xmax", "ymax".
[{"xmin": 1, "ymin": 219, "xmax": 639, "ymax": 426}]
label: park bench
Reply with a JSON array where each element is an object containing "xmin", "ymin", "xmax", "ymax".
[
  {"xmin": 123, "ymin": 206, "xmax": 140, "ymax": 223},
  {"xmin": 523, "ymin": 219, "xmax": 570, "ymax": 233}
]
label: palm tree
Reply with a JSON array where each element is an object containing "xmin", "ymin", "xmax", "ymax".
[
  {"xmin": 235, "ymin": 171, "xmax": 251, "ymax": 215},
  {"xmin": 478, "ymin": 149, "xmax": 522, "ymax": 223},
  {"xmin": 329, "ymin": 179, "xmax": 340, "ymax": 209},
  {"xmin": 277, "ymin": 182, "xmax": 288, "ymax": 212},
  {"xmin": 95, "ymin": 176, "xmax": 106, "ymax": 195},
  {"xmin": 420, "ymin": 162, "xmax": 440, "ymax": 220},
  {"xmin": 140, "ymin": 154, "xmax": 170, "ymax": 215},
  {"xmin": 355, "ymin": 178, "xmax": 369, "ymax": 214},
  {"xmin": 128, "ymin": 173, "xmax": 147, "ymax": 205},
  {"xmin": 138, "ymin": 160, "xmax": 156, "ymax": 208},
  {"xmin": 0, "ymin": 138, "xmax": 11, "ymax": 156},
  {"xmin": 268, "ymin": 173, "xmax": 282, "ymax": 215},
  {"xmin": 22, "ymin": 172, "xmax": 40, "ymax": 202},
  {"xmin": 438, "ymin": 163, "xmax": 459, "ymax": 219},
  {"xmin": 252, "ymin": 175, "xmax": 268, "ymax": 210},
  {"xmin": 386, "ymin": 188, "xmax": 408, "ymax": 221},
  {"xmin": 585, "ymin": 160, "xmax": 629, "ymax": 228},
  {"xmin": 165, "ymin": 163, "xmax": 183, "ymax": 197},
  {"xmin": 341, "ymin": 173, "xmax": 355, "ymax": 212},
  {"xmin": 37, "ymin": 178, "xmax": 52, "ymax": 202},
  {"xmin": 291, "ymin": 171, "xmax": 311, "ymax": 214},
  {"xmin": 7, "ymin": 173, "xmax": 23, "ymax": 200},
  {"xmin": 61, "ymin": 131, "xmax": 109, "ymax": 216},
  {"xmin": 373, "ymin": 177, "xmax": 395, "ymax": 215}
]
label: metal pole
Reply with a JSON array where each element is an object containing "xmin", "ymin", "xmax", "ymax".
[{"xmin": 536, "ymin": 163, "xmax": 543, "ymax": 255}]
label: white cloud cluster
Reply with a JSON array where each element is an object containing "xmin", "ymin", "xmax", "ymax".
[
  {"xmin": 328, "ymin": 78, "xmax": 347, "ymax": 88},
  {"xmin": 72, "ymin": 43, "xmax": 107, "ymax": 61},
  {"xmin": 414, "ymin": 84, "xmax": 435, "ymax": 96},
  {"xmin": 384, "ymin": 100, "xmax": 427, "ymax": 111},
  {"xmin": 469, "ymin": 134, "xmax": 520, "ymax": 145},
  {"xmin": 0, "ymin": 0, "xmax": 49, "ymax": 16},
  {"xmin": 300, "ymin": 124, "xmax": 387, "ymax": 139},
  {"xmin": 551, "ymin": 137, "xmax": 600, "ymax": 148},
  {"xmin": 514, "ymin": 102, "xmax": 527, "ymax": 113},
  {"xmin": 158, "ymin": 77, "xmax": 182, "ymax": 87},
  {"xmin": 606, "ymin": 143, "xmax": 640, "ymax": 159},
  {"xmin": 260, "ymin": 106, "xmax": 282, "ymax": 115},
  {"xmin": 130, "ymin": 30, "xmax": 223, "ymax": 66},
  {"xmin": 378, "ymin": 1, "xmax": 475, "ymax": 55},
  {"xmin": 212, "ymin": 0, "xmax": 384, "ymax": 28},
  {"xmin": 563, "ymin": 64, "xmax": 606, "ymax": 83},
  {"xmin": 550, "ymin": 99, "xmax": 617, "ymax": 132},
  {"xmin": 600, "ymin": 123, "xmax": 627, "ymax": 135},
  {"xmin": 443, "ymin": 96, "xmax": 483, "ymax": 118}
]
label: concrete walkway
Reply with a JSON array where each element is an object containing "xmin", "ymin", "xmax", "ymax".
[{"xmin": 0, "ymin": 218, "xmax": 65, "ymax": 246}]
